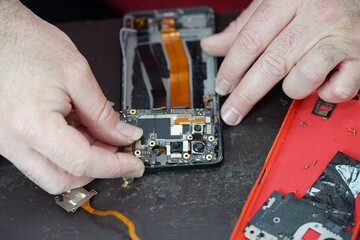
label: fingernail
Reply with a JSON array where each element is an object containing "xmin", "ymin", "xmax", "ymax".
[
  {"xmin": 131, "ymin": 127, "xmax": 143, "ymax": 141},
  {"xmin": 215, "ymin": 79, "xmax": 232, "ymax": 95},
  {"xmin": 222, "ymin": 106, "xmax": 242, "ymax": 126},
  {"xmin": 334, "ymin": 86, "xmax": 355, "ymax": 101},
  {"xmin": 116, "ymin": 121, "xmax": 143, "ymax": 141},
  {"xmin": 107, "ymin": 100, "xmax": 115, "ymax": 107}
]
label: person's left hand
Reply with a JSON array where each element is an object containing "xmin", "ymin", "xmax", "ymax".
[
  {"xmin": 201, "ymin": 0, "xmax": 360, "ymax": 126},
  {"xmin": 0, "ymin": 1, "xmax": 144, "ymax": 194}
]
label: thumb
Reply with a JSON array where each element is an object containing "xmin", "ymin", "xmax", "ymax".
[
  {"xmin": 65, "ymin": 58, "xmax": 142, "ymax": 146},
  {"xmin": 200, "ymin": 0, "xmax": 264, "ymax": 56}
]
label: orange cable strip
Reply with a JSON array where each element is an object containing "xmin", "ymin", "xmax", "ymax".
[
  {"xmin": 81, "ymin": 200, "xmax": 140, "ymax": 240},
  {"xmin": 173, "ymin": 116, "xmax": 205, "ymax": 125},
  {"xmin": 161, "ymin": 18, "xmax": 191, "ymax": 108}
]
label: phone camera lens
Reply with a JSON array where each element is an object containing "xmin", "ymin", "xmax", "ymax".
[
  {"xmin": 170, "ymin": 142, "xmax": 182, "ymax": 152},
  {"xmin": 192, "ymin": 141, "xmax": 205, "ymax": 153}
]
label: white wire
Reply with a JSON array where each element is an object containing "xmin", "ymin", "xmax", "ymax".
[{"xmin": 119, "ymin": 27, "xmax": 137, "ymax": 110}]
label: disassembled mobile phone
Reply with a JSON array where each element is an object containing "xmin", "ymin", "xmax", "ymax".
[
  {"xmin": 120, "ymin": 7, "xmax": 223, "ymax": 170},
  {"xmin": 231, "ymin": 93, "xmax": 360, "ymax": 239},
  {"xmin": 245, "ymin": 190, "xmax": 352, "ymax": 240}
]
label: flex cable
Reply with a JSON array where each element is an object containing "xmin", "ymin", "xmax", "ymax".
[
  {"xmin": 137, "ymin": 44, "xmax": 167, "ymax": 108},
  {"xmin": 81, "ymin": 200, "xmax": 140, "ymax": 240},
  {"xmin": 161, "ymin": 18, "xmax": 191, "ymax": 108}
]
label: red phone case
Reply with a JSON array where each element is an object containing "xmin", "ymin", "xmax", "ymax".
[{"xmin": 231, "ymin": 92, "xmax": 360, "ymax": 240}]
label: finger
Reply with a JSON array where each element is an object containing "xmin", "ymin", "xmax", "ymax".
[
  {"xmin": 77, "ymin": 125, "xmax": 119, "ymax": 152},
  {"xmin": 214, "ymin": 0, "xmax": 298, "ymax": 96},
  {"xmin": 66, "ymin": 112, "xmax": 127, "ymax": 149},
  {"xmin": 92, "ymin": 140, "xmax": 119, "ymax": 152},
  {"xmin": 64, "ymin": 100, "xmax": 117, "ymax": 128},
  {"xmin": 283, "ymin": 40, "xmax": 347, "ymax": 99},
  {"xmin": 10, "ymin": 147, "xmax": 92, "ymax": 195},
  {"xmin": 220, "ymin": 8, "xmax": 335, "ymax": 125},
  {"xmin": 317, "ymin": 60, "xmax": 360, "ymax": 102},
  {"xmin": 31, "ymin": 113, "xmax": 144, "ymax": 179},
  {"xmin": 200, "ymin": 0, "xmax": 264, "ymax": 56},
  {"xmin": 64, "ymin": 58, "xmax": 142, "ymax": 146}
]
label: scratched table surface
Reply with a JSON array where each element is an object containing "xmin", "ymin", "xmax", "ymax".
[{"xmin": 0, "ymin": 12, "xmax": 291, "ymax": 240}]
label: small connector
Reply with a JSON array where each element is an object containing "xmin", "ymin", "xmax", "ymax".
[{"xmin": 122, "ymin": 176, "xmax": 135, "ymax": 188}]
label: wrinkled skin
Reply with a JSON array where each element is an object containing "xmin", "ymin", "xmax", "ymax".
[
  {"xmin": 201, "ymin": 0, "xmax": 360, "ymax": 125},
  {"xmin": 0, "ymin": 1, "xmax": 144, "ymax": 194}
]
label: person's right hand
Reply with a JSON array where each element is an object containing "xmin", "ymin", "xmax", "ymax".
[
  {"xmin": 0, "ymin": 1, "xmax": 144, "ymax": 194},
  {"xmin": 202, "ymin": 0, "xmax": 360, "ymax": 126}
]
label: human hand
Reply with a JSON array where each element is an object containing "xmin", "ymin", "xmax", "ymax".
[
  {"xmin": 201, "ymin": 0, "xmax": 360, "ymax": 125},
  {"xmin": 0, "ymin": 1, "xmax": 144, "ymax": 194}
]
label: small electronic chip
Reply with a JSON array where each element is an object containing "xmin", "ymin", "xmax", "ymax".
[{"xmin": 122, "ymin": 108, "xmax": 221, "ymax": 168}]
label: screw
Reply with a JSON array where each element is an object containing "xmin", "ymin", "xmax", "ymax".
[
  {"xmin": 348, "ymin": 128, "xmax": 357, "ymax": 137},
  {"xmin": 300, "ymin": 122, "xmax": 307, "ymax": 127}
]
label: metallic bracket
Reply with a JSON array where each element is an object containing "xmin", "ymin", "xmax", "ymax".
[{"xmin": 55, "ymin": 187, "xmax": 97, "ymax": 212}]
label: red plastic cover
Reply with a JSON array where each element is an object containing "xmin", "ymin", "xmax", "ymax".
[{"xmin": 231, "ymin": 92, "xmax": 360, "ymax": 240}]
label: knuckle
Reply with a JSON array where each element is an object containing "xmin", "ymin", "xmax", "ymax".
[
  {"xmin": 298, "ymin": 63, "xmax": 324, "ymax": 84},
  {"xmin": 261, "ymin": 52, "xmax": 288, "ymax": 79},
  {"xmin": 219, "ymin": 61, "xmax": 242, "ymax": 80},
  {"xmin": 93, "ymin": 101, "xmax": 114, "ymax": 127},
  {"xmin": 312, "ymin": 0, "xmax": 342, "ymax": 23},
  {"xmin": 73, "ymin": 56, "xmax": 91, "ymax": 75},
  {"xmin": 236, "ymin": 28, "xmax": 263, "ymax": 56},
  {"xmin": 282, "ymin": 80, "xmax": 307, "ymax": 100},
  {"xmin": 67, "ymin": 157, "xmax": 89, "ymax": 177},
  {"xmin": 64, "ymin": 54, "xmax": 92, "ymax": 82},
  {"xmin": 275, "ymin": 26, "xmax": 304, "ymax": 55},
  {"xmin": 318, "ymin": 44, "xmax": 338, "ymax": 64},
  {"xmin": 228, "ymin": 20, "xmax": 237, "ymax": 31},
  {"xmin": 233, "ymin": 91, "xmax": 256, "ymax": 109}
]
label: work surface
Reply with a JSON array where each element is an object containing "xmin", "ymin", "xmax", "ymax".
[{"xmin": 0, "ymin": 12, "xmax": 291, "ymax": 240}]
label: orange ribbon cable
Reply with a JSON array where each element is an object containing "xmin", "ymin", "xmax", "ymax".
[
  {"xmin": 81, "ymin": 200, "xmax": 140, "ymax": 240},
  {"xmin": 161, "ymin": 18, "xmax": 191, "ymax": 108}
]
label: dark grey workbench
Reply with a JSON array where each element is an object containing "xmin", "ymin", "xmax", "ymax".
[{"xmin": 0, "ymin": 12, "xmax": 291, "ymax": 240}]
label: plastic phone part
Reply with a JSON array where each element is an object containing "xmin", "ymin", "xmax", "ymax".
[
  {"xmin": 55, "ymin": 187, "xmax": 97, "ymax": 212},
  {"xmin": 120, "ymin": 7, "xmax": 223, "ymax": 170},
  {"xmin": 244, "ymin": 149, "xmax": 360, "ymax": 240},
  {"xmin": 120, "ymin": 7, "xmax": 218, "ymax": 111},
  {"xmin": 244, "ymin": 191, "xmax": 352, "ymax": 240},
  {"xmin": 311, "ymin": 98, "xmax": 335, "ymax": 118},
  {"xmin": 303, "ymin": 151, "xmax": 360, "ymax": 228},
  {"xmin": 230, "ymin": 92, "xmax": 360, "ymax": 240}
]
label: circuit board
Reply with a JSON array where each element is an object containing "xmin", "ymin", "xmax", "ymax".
[
  {"xmin": 120, "ymin": 7, "xmax": 223, "ymax": 169},
  {"xmin": 122, "ymin": 108, "xmax": 221, "ymax": 168}
]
